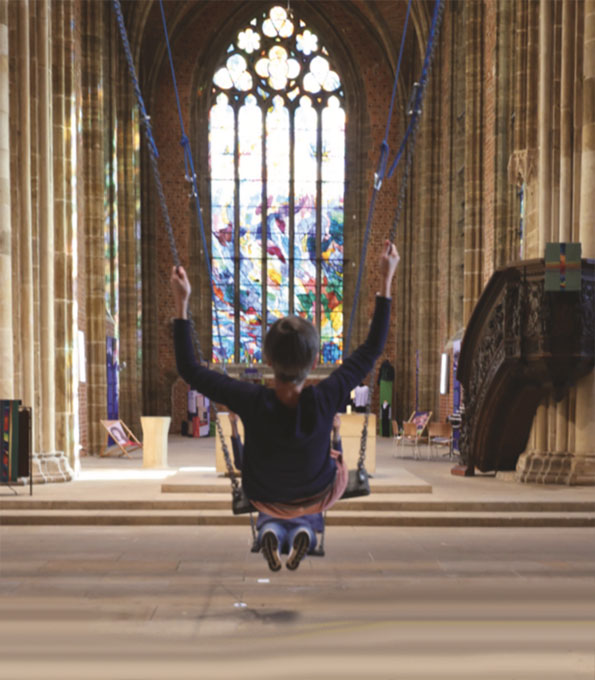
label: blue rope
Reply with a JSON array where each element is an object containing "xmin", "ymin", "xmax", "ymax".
[
  {"xmin": 388, "ymin": 0, "xmax": 445, "ymax": 243},
  {"xmin": 157, "ymin": 0, "xmax": 228, "ymax": 368},
  {"xmin": 343, "ymin": 0, "xmax": 412, "ymax": 358},
  {"xmin": 387, "ymin": 0, "xmax": 443, "ymax": 181}
]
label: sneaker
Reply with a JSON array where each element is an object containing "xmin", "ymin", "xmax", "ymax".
[
  {"xmin": 260, "ymin": 531, "xmax": 282, "ymax": 572},
  {"xmin": 286, "ymin": 530, "xmax": 310, "ymax": 571}
]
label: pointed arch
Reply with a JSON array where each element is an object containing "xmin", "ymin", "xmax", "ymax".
[{"xmin": 199, "ymin": 4, "xmax": 350, "ymax": 365}]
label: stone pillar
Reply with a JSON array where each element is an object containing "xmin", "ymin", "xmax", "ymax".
[
  {"xmin": 37, "ymin": 0, "xmax": 56, "ymax": 455},
  {"xmin": 0, "ymin": 0, "xmax": 13, "ymax": 399},
  {"xmin": 117, "ymin": 74, "xmax": 142, "ymax": 436},
  {"xmin": 537, "ymin": 0, "xmax": 553, "ymax": 254},
  {"xmin": 16, "ymin": 1, "xmax": 35, "ymax": 430},
  {"xmin": 572, "ymin": 0, "xmax": 595, "ymax": 485},
  {"xmin": 462, "ymin": 0, "xmax": 483, "ymax": 325},
  {"xmin": 82, "ymin": 0, "xmax": 107, "ymax": 455},
  {"xmin": 517, "ymin": 0, "xmax": 594, "ymax": 485},
  {"xmin": 552, "ymin": 0, "xmax": 576, "ymax": 456},
  {"xmin": 416, "ymin": 71, "xmax": 441, "ymax": 414},
  {"xmin": 53, "ymin": 0, "xmax": 76, "ymax": 470},
  {"xmin": 32, "ymin": 0, "xmax": 72, "ymax": 483}
]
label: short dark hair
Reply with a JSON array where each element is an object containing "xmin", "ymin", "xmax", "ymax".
[{"xmin": 264, "ymin": 315, "xmax": 319, "ymax": 384}]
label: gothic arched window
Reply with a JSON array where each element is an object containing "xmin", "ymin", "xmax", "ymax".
[{"xmin": 209, "ymin": 5, "xmax": 345, "ymax": 365}]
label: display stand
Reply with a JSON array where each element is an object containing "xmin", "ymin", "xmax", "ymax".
[
  {"xmin": 140, "ymin": 416, "xmax": 170, "ymax": 468},
  {"xmin": 0, "ymin": 403, "xmax": 33, "ymax": 496}
]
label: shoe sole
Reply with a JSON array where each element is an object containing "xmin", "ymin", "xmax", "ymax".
[
  {"xmin": 261, "ymin": 533, "xmax": 282, "ymax": 572},
  {"xmin": 286, "ymin": 532, "xmax": 310, "ymax": 571}
]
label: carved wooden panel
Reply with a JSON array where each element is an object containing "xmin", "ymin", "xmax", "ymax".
[{"xmin": 457, "ymin": 259, "xmax": 594, "ymax": 472}]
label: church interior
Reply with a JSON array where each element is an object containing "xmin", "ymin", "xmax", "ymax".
[{"xmin": 0, "ymin": 1, "xmax": 594, "ymax": 677}]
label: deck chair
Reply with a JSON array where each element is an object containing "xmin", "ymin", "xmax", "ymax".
[
  {"xmin": 391, "ymin": 419, "xmax": 400, "ymax": 451},
  {"xmin": 397, "ymin": 421, "xmax": 423, "ymax": 458},
  {"xmin": 408, "ymin": 410, "xmax": 432, "ymax": 440},
  {"xmin": 100, "ymin": 419, "xmax": 142, "ymax": 458},
  {"xmin": 428, "ymin": 422, "xmax": 453, "ymax": 460}
]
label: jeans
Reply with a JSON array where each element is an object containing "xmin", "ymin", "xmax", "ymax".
[{"xmin": 258, "ymin": 519, "xmax": 317, "ymax": 554}]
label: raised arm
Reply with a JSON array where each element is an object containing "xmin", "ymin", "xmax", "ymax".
[
  {"xmin": 378, "ymin": 240, "xmax": 400, "ymax": 298},
  {"xmin": 318, "ymin": 240, "xmax": 400, "ymax": 409},
  {"xmin": 171, "ymin": 265, "xmax": 191, "ymax": 319},
  {"xmin": 171, "ymin": 265, "xmax": 258, "ymax": 414}
]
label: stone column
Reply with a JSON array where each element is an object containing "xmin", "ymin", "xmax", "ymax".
[
  {"xmin": 117, "ymin": 74, "xmax": 142, "ymax": 435},
  {"xmin": 16, "ymin": 1, "xmax": 35, "ymax": 430},
  {"xmin": 552, "ymin": 0, "xmax": 576, "ymax": 456},
  {"xmin": 416, "ymin": 73, "xmax": 441, "ymax": 414},
  {"xmin": 37, "ymin": 0, "xmax": 55, "ymax": 454},
  {"xmin": 538, "ymin": 0, "xmax": 553, "ymax": 254},
  {"xmin": 82, "ymin": 0, "xmax": 107, "ymax": 455},
  {"xmin": 517, "ymin": 0, "xmax": 594, "ymax": 485},
  {"xmin": 572, "ymin": 0, "xmax": 595, "ymax": 485},
  {"xmin": 53, "ymin": 0, "xmax": 76, "ymax": 472},
  {"xmin": 525, "ymin": 0, "xmax": 554, "ymax": 463},
  {"xmin": 32, "ymin": 0, "xmax": 72, "ymax": 482},
  {"xmin": 462, "ymin": 0, "xmax": 483, "ymax": 325},
  {"xmin": 0, "ymin": 0, "xmax": 13, "ymax": 399}
]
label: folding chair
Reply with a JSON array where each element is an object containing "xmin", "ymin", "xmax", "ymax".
[
  {"xmin": 392, "ymin": 419, "xmax": 401, "ymax": 452},
  {"xmin": 428, "ymin": 422, "xmax": 453, "ymax": 460},
  {"xmin": 100, "ymin": 419, "xmax": 142, "ymax": 458},
  {"xmin": 395, "ymin": 411, "xmax": 433, "ymax": 459}
]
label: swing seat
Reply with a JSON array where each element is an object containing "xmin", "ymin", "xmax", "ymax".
[
  {"xmin": 340, "ymin": 466, "xmax": 370, "ymax": 499},
  {"xmin": 233, "ymin": 462, "xmax": 370, "ymax": 516},
  {"xmin": 232, "ymin": 488, "xmax": 255, "ymax": 515}
]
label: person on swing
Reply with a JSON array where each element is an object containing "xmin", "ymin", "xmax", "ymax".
[
  {"xmin": 228, "ymin": 411, "xmax": 344, "ymax": 572},
  {"xmin": 171, "ymin": 240, "xmax": 399, "ymax": 518}
]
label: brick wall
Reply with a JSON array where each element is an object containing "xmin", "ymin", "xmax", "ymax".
[{"xmin": 141, "ymin": 1, "xmax": 406, "ymax": 423}]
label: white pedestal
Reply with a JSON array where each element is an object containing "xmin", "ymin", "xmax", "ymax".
[{"xmin": 140, "ymin": 416, "xmax": 170, "ymax": 468}]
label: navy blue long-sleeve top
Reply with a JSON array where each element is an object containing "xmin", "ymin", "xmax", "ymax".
[{"xmin": 173, "ymin": 295, "xmax": 391, "ymax": 502}]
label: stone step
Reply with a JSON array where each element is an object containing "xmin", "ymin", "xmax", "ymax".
[
  {"xmin": 1, "ymin": 509, "xmax": 594, "ymax": 527},
  {"xmin": 1, "ymin": 498, "xmax": 595, "ymax": 512}
]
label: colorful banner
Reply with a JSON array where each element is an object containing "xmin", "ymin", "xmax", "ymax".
[{"xmin": 1, "ymin": 400, "xmax": 21, "ymax": 483}]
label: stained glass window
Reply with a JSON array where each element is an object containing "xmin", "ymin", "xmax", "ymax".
[{"xmin": 209, "ymin": 5, "xmax": 345, "ymax": 364}]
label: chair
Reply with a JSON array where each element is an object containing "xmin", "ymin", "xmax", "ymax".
[
  {"xmin": 100, "ymin": 419, "xmax": 142, "ymax": 458},
  {"xmin": 396, "ymin": 421, "xmax": 422, "ymax": 458},
  {"xmin": 395, "ymin": 411, "xmax": 433, "ymax": 459},
  {"xmin": 391, "ymin": 419, "xmax": 400, "ymax": 442},
  {"xmin": 408, "ymin": 410, "xmax": 432, "ymax": 441},
  {"xmin": 428, "ymin": 421, "xmax": 453, "ymax": 460}
]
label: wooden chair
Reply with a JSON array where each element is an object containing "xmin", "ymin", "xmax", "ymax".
[
  {"xmin": 395, "ymin": 411, "xmax": 433, "ymax": 458},
  {"xmin": 100, "ymin": 419, "xmax": 142, "ymax": 458},
  {"xmin": 397, "ymin": 421, "xmax": 423, "ymax": 459},
  {"xmin": 428, "ymin": 421, "xmax": 453, "ymax": 460}
]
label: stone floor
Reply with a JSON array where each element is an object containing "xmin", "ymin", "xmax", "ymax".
[
  {"xmin": 1, "ymin": 525, "xmax": 594, "ymax": 679},
  {"xmin": 1, "ymin": 436, "xmax": 594, "ymax": 678}
]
